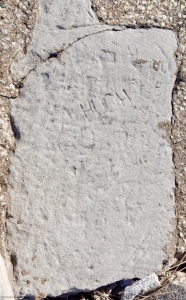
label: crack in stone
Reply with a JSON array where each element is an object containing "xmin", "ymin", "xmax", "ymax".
[
  {"xmin": 1, "ymin": 0, "xmax": 186, "ymax": 297},
  {"xmin": 7, "ymin": 27, "xmax": 178, "ymax": 297},
  {"xmin": 13, "ymin": 26, "xmax": 127, "ymax": 90}
]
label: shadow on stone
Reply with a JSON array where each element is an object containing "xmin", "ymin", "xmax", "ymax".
[{"xmin": 10, "ymin": 115, "xmax": 21, "ymax": 140}]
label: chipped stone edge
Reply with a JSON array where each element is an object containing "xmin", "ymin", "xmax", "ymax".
[{"xmin": 0, "ymin": 0, "xmax": 40, "ymax": 294}]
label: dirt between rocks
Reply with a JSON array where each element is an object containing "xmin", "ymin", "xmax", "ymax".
[{"xmin": 0, "ymin": 0, "xmax": 186, "ymax": 298}]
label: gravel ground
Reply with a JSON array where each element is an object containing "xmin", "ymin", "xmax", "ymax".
[{"xmin": 0, "ymin": 0, "xmax": 186, "ymax": 298}]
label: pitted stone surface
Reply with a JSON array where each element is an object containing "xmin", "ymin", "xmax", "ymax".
[{"xmin": 7, "ymin": 22, "xmax": 177, "ymax": 298}]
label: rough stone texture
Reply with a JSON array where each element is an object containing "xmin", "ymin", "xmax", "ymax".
[
  {"xmin": 6, "ymin": 25, "xmax": 177, "ymax": 296},
  {"xmin": 0, "ymin": 0, "xmax": 186, "ymax": 298},
  {"xmin": 0, "ymin": 0, "xmax": 39, "ymax": 256},
  {"xmin": 122, "ymin": 273, "xmax": 160, "ymax": 300},
  {"xmin": 146, "ymin": 283, "xmax": 186, "ymax": 300},
  {"xmin": 90, "ymin": 0, "xmax": 186, "ymax": 258},
  {"xmin": 0, "ymin": 254, "xmax": 14, "ymax": 299}
]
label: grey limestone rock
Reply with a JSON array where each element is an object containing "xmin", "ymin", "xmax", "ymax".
[
  {"xmin": 0, "ymin": 254, "xmax": 14, "ymax": 299},
  {"xmin": 6, "ymin": 0, "xmax": 177, "ymax": 297},
  {"xmin": 122, "ymin": 273, "xmax": 161, "ymax": 300}
]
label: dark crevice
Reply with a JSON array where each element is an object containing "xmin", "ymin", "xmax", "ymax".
[
  {"xmin": 44, "ymin": 278, "xmax": 138, "ymax": 300},
  {"xmin": 57, "ymin": 25, "xmax": 66, "ymax": 30},
  {"xmin": 10, "ymin": 252, "xmax": 17, "ymax": 272},
  {"xmin": 17, "ymin": 24, "xmax": 178, "ymax": 90},
  {"xmin": 175, "ymin": 69, "xmax": 184, "ymax": 84},
  {"xmin": 10, "ymin": 115, "xmax": 21, "ymax": 140},
  {"xmin": 48, "ymin": 52, "xmax": 58, "ymax": 59}
]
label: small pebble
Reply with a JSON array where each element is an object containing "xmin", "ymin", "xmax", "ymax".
[
  {"xmin": 2, "ymin": 42, "xmax": 9, "ymax": 50},
  {"xmin": 0, "ymin": 195, "xmax": 4, "ymax": 201},
  {"xmin": 179, "ymin": 232, "xmax": 184, "ymax": 238},
  {"xmin": 138, "ymin": 5, "xmax": 145, "ymax": 11},
  {"xmin": 1, "ymin": 29, "xmax": 7, "ymax": 35},
  {"xmin": 0, "ymin": 3, "xmax": 6, "ymax": 8}
]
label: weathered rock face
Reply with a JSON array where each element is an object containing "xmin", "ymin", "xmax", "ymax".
[
  {"xmin": 6, "ymin": 0, "xmax": 177, "ymax": 297},
  {"xmin": 0, "ymin": 254, "xmax": 14, "ymax": 299}
]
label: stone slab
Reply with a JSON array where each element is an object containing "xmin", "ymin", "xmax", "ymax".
[
  {"xmin": 122, "ymin": 273, "xmax": 160, "ymax": 300},
  {"xmin": 6, "ymin": 5, "xmax": 177, "ymax": 296},
  {"xmin": 11, "ymin": 0, "xmax": 100, "ymax": 81},
  {"xmin": 0, "ymin": 254, "xmax": 14, "ymax": 299}
]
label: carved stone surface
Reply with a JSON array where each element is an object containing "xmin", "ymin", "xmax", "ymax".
[{"xmin": 6, "ymin": 1, "xmax": 177, "ymax": 296}]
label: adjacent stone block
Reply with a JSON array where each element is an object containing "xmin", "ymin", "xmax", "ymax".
[
  {"xmin": 122, "ymin": 273, "xmax": 161, "ymax": 300},
  {"xmin": 7, "ymin": 28, "xmax": 177, "ymax": 296},
  {"xmin": 0, "ymin": 254, "xmax": 14, "ymax": 299}
]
